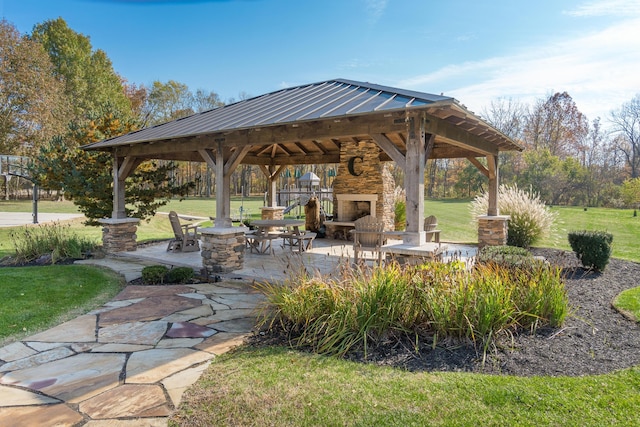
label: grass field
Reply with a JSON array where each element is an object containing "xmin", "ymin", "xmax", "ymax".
[
  {"xmin": 171, "ymin": 346, "xmax": 640, "ymax": 427},
  {"xmin": 0, "ymin": 265, "xmax": 124, "ymax": 345},
  {"xmin": 2, "ymin": 197, "xmax": 639, "ymax": 261}
]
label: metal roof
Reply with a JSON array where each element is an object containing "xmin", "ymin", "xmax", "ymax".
[
  {"xmin": 84, "ymin": 79, "xmax": 460, "ymax": 149},
  {"xmin": 83, "ymin": 78, "xmax": 522, "ymax": 164}
]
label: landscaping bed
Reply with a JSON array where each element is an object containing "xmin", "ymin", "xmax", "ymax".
[{"xmin": 251, "ymin": 248, "xmax": 640, "ymax": 377}]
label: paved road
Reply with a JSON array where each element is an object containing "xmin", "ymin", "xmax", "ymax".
[{"xmin": 0, "ymin": 212, "xmax": 84, "ymax": 227}]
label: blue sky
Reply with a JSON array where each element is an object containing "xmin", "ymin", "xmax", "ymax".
[{"xmin": 2, "ymin": 0, "xmax": 639, "ymax": 123}]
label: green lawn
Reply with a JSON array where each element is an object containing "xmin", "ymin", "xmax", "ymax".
[
  {"xmin": 172, "ymin": 346, "xmax": 640, "ymax": 427},
  {"xmin": 0, "ymin": 265, "xmax": 124, "ymax": 345},
  {"xmin": 2, "ymin": 198, "xmax": 640, "ymax": 262}
]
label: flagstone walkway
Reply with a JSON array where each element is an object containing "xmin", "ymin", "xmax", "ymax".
[{"xmin": 0, "ymin": 273, "xmax": 264, "ymax": 426}]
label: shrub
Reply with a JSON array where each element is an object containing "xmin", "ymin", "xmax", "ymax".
[
  {"xmin": 166, "ymin": 267, "xmax": 195, "ymax": 283},
  {"xmin": 142, "ymin": 265, "xmax": 169, "ymax": 284},
  {"xmin": 470, "ymin": 184, "xmax": 556, "ymax": 248},
  {"xmin": 9, "ymin": 222, "xmax": 98, "ymax": 264},
  {"xmin": 393, "ymin": 186, "xmax": 406, "ymax": 231},
  {"xmin": 257, "ymin": 259, "xmax": 568, "ymax": 358},
  {"xmin": 568, "ymin": 230, "xmax": 613, "ymax": 271},
  {"xmin": 476, "ymin": 245, "xmax": 536, "ymax": 269}
]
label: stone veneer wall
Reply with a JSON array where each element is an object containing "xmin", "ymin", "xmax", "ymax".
[
  {"xmin": 99, "ymin": 218, "xmax": 139, "ymax": 253},
  {"xmin": 331, "ymin": 140, "xmax": 396, "ymax": 231},
  {"xmin": 200, "ymin": 227, "xmax": 246, "ymax": 274},
  {"xmin": 477, "ymin": 215, "xmax": 509, "ymax": 248}
]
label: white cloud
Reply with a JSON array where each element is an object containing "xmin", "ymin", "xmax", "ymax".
[
  {"xmin": 565, "ymin": 0, "xmax": 640, "ymax": 17},
  {"xmin": 398, "ymin": 12, "xmax": 640, "ymax": 122}
]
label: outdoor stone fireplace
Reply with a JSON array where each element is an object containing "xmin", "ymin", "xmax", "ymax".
[
  {"xmin": 335, "ymin": 194, "xmax": 378, "ymax": 221},
  {"xmin": 329, "ymin": 140, "xmax": 396, "ymax": 233}
]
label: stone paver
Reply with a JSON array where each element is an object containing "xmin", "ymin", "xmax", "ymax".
[
  {"xmin": 0, "ymin": 404, "xmax": 84, "ymax": 426},
  {"xmin": 0, "ymin": 258, "xmax": 261, "ymax": 426},
  {"xmin": 79, "ymin": 384, "xmax": 171, "ymax": 419}
]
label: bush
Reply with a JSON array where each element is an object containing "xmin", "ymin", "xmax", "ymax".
[
  {"xmin": 166, "ymin": 267, "xmax": 195, "ymax": 283},
  {"xmin": 393, "ymin": 186, "xmax": 406, "ymax": 231},
  {"xmin": 142, "ymin": 265, "xmax": 169, "ymax": 284},
  {"xmin": 9, "ymin": 222, "xmax": 98, "ymax": 264},
  {"xmin": 471, "ymin": 184, "xmax": 556, "ymax": 248},
  {"xmin": 257, "ymin": 259, "xmax": 568, "ymax": 358},
  {"xmin": 568, "ymin": 230, "xmax": 613, "ymax": 271},
  {"xmin": 476, "ymin": 245, "xmax": 537, "ymax": 269}
]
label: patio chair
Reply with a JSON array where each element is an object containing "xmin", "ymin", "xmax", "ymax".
[
  {"xmin": 166, "ymin": 211, "xmax": 200, "ymax": 252},
  {"xmin": 289, "ymin": 231, "xmax": 317, "ymax": 253},
  {"xmin": 424, "ymin": 215, "xmax": 441, "ymax": 243},
  {"xmin": 351, "ymin": 215, "xmax": 385, "ymax": 264}
]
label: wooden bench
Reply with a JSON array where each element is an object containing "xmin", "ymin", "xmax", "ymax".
[{"xmin": 245, "ymin": 231, "xmax": 278, "ymax": 255}]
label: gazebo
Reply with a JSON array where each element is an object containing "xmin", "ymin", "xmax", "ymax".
[{"xmin": 84, "ymin": 79, "xmax": 522, "ymax": 272}]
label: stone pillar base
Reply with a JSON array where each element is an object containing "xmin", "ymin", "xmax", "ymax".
[
  {"xmin": 477, "ymin": 215, "xmax": 509, "ymax": 248},
  {"xmin": 260, "ymin": 207, "xmax": 285, "ymax": 232},
  {"xmin": 200, "ymin": 227, "xmax": 245, "ymax": 274},
  {"xmin": 99, "ymin": 218, "xmax": 140, "ymax": 253},
  {"xmin": 260, "ymin": 206, "xmax": 285, "ymax": 220}
]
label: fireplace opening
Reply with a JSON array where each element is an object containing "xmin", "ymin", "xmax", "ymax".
[{"xmin": 335, "ymin": 194, "xmax": 378, "ymax": 222}]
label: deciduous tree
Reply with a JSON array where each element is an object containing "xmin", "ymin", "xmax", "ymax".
[
  {"xmin": 30, "ymin": 18, "xmax": 132, "ymax": 125},
  {"xmin": 0, "ymin": 19, "xmax": 68, "ymax": 155},
  {"xmin": 30, "ymin": 103, "xmax": 193, "ymax": 225},
  {"xmin": 610, "ymin": 94, "xmax": 640, "ymax": 178}
]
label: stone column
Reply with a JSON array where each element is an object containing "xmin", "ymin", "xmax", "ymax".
[
  {"xmin": 99, "ymin": 218, "xmax": 140, "ymax": 253},
  {"xmin": 200, "ymin": 227, "xmax": 245, "ymax": 274},
  {"xmin": 260, "ymin": 207, "xmax": 285, "ymax": 220},
  {"xmin": 477, "ymin": 215, "xmax": 510, "ymax": 248}
]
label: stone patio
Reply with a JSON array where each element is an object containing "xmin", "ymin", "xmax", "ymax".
[
  {"xmin": 0, "ymin": 236, "xmax": 477, "ymax": 426},
  {"xmin": 0, "ymin": 278, "xmax": 263, "ymax": 426}
]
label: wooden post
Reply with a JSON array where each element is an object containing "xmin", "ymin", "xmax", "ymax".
[
  {"xmin": 112, "ymin": 154, "xmax": 126, "ymax": 219},
  {"xmin": 267, "ymin": 165, "xmax": 278, "ymax": 207},
  {"xmin": 111, "ymin": 153, "xmax": 141, "ymax": 219},
  {"xmin": 403, "ymin": 113, "xmax": 427, "ymax": 245},
  {"xmin": 214, "ymin": 142, "xmax": 232, "ymax": 227},
  {"xmin": 487, "ymin": 154, "xmax": 499, "ymax": 216}
]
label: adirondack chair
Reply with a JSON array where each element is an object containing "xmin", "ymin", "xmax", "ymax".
[
  {"xmin": 166, "ymin": 211, "xmax": 200, "ymax": 252},
  {"xmin": 351, "ymin": 215, "xmax": 385, "ymax": 264},
  {"xmin": 424, "ymin": 215, "xmax": 441, "ymax": 243}
]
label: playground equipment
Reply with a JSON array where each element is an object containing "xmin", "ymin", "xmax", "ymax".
[{"xmin": 1, "ymin": 155, "xmax": 39, "ymax": 223}]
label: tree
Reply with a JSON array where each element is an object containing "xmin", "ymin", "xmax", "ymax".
[
  {"xmin": 30, "ymin": 18, "xmax": 132, "ymax": 124},
  {"xmin": 523, "ymin": 92, "xmax": 589, "ymax": 159},
  {"xmin": 621, "ymin": 178, "xmax": 640, "ymax": 209},
  {"xmin": 519, "ymin": 148, "xmax": 563, "ymax": 204},
  {"xmin": 0, "ymin": 19, "xmax": 68, "ymax": 155},
  {"xmin": 30, "ymin": 103, "xmax": 193, "ymax": 225},
  {"xmin": 481, "ymin": 97, "xmax": 526, "ymax": 141},
  {"xmin": 610, "ymin": 94, "xmax": 640, "ymax": 178},
  {"xmin": 143, "ymin": 80, "xmax": 194, "ymax": 126},
  {"xmin": 453, "ymin": 162, "xmax": 486, "ymax": 198}
]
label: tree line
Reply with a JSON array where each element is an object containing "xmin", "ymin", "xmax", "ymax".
[{"xmin": 1, "ymin": 17, "xmax": 639, "ymax": 218}]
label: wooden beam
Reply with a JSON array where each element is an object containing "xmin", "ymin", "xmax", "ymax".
[
  {"xmin": 467, "ymin": 156, "xmax": 489, "ymax": 177},
  {"xmin": 117, "ymin": 156, "xmax": 142, "ymax": 180},
  {"xmin": 371, "ymin": 133, "xmax": 406, "ymax": 170},
  {"xmin": 242, "ymin": 153, "xmax": 341, "ymax": 165},
  {"xmin": 223, "ymin": 145, "xmax": 251, "ymax": 177},
  {"xmin": 198, "ymin": 149, "xmax": 216, "ymax": 169},
  {"xmin": 424, "ymin": 133, "xmax": 435, "ymax": 166},
  {"xmin": 425, "ymin": 115, "xmax": 499, "ymax": 156}
]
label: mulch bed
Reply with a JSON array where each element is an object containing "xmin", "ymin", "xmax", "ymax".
[{"xmin": 251, "ymin": 248, "xmax": 640, "ymax": 377}]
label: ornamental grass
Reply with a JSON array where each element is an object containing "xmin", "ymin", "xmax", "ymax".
[{"xmin": 257, "ymin": 259, "xmax": 568, "ymax": 358}]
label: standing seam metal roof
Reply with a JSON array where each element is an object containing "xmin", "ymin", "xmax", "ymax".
[{"xmin": 84, "ymin": 79, "xmax": 457, "ymax": 149}]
